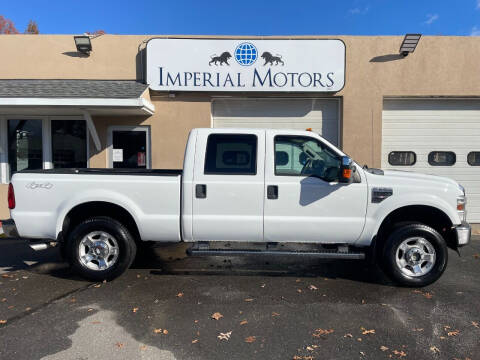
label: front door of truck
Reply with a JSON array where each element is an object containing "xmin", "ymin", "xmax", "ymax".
[
  {"xmin": 264, "ymin": 131, "xmax": 367, "ymax": 244},
  {"xmin": 192, "ymin": 129, "xmax": 265, "ymax": 242}
]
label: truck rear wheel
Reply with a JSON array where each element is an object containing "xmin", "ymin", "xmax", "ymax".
[
  {"xmin": 65, "ymin": 216, "xmax": 136, "ymax": 281},
  {"xmin": 382, "ymin": 223, "xmax": 448, "ymax": 287}
]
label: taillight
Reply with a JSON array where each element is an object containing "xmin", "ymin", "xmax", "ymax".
[{"xmin": 8, "ymin": 183, "xmax": 15, "ymax": 210}]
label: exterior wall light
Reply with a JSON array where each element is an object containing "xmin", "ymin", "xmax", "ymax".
[
  {"xmin": 399, "ymin": 34, "xmax": 421, "ymax": 57},
  {"xmin": 74, "ymin": 36, "xmax": 92, "ymax": 55}
]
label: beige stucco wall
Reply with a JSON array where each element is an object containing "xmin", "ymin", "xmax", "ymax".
[
  {"xmin": 1, "ymin": 34, "xmax": 480, "ymax": 218},
  {"xmin": 0, "ymin": 185, "xmax": 8, "ymax": 220}
]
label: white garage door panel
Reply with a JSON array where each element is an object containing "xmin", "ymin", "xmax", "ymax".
[
  {"xmin": 212, "ymin": 99, "xmax": 339, "ymax": 146},
  {"xmin": 382, "ymin": 99, "xmax": 480, "ymax": 223}
]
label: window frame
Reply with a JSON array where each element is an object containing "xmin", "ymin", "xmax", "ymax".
[
  {"xmin": 203, "ymin": 133, "xmax": 258, "ymax": 176},
  {"xmin": 0, "ymin": 115, "xmax": 89, "ymax": 184},
  {"xmin": 467, "ymin": 151, "xmax": 480, "ymax": 166},
  {"xmin": 428, "ymin": 151, "xmax": 456, "ymax": 167},
  {"xmin": 273, "ymin": 135, "xmax": 342, "ymax": 181},
  {"xmin": 107, "ymin": 125, "xmax": 151, "ymax": 169},
  {"xmin": 388, "ymin": 151, "xmax": 417, "ymax": 166}
]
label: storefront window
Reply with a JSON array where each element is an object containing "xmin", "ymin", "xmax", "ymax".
[
  {"xmin": 8, "ymin": 119, "xmax": 43, "ymax": 176},
  {"xmin": 51, "ymin": 120, "xmax": 87, "ymax": 168}
]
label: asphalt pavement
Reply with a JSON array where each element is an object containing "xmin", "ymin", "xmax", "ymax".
[{"xmin": 0, "ymin": 238, "xmax": 479, "ymax": 360}]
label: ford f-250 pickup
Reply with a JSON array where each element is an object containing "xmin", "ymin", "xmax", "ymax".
[{"xmin": 2, "ymin": 128, "xmax": 471, "ymax": 286}]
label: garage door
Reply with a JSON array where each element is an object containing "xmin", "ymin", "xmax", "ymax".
[
  {"xmin": 382, "ymin": 99, "xmax": 480, "ymax": 222},
  {"xmin": 212, "ymin": 98, "xmax": 339, "ymax": 146}
]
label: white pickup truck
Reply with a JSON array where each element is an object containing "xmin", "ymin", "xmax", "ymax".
[{"xmin": 3, "ymin": 128, "xmax": 471, "ymax": 286}]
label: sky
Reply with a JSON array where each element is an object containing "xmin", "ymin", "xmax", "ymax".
[{"xmin": 2, "ymin": 0, "xmax": 480, "ymax": 36}]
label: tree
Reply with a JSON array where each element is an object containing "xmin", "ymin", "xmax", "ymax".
[
  {"xmin": 0, "ymin": 15, "xmax": 19, "ymax": 34},
  {"xmin": 86, "ymin": 30, "xmax": 106, "ymax": 36},
  {"xmin": 25, "ymin": 20, "xmax": 39, "ymax": 34}
]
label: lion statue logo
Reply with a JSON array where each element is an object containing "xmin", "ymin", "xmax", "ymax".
[
  {"xmin": 261, "ymin": 52, "xmax": 285, "ymax": 66},
  {"xmin": 209, "ymin": 52, "xmax": 232, "ymax": 66}
]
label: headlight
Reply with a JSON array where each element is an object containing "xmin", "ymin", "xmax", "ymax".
[{"xmin": 457, "ymin": 196, "xmax": 466, "ymax": 222}]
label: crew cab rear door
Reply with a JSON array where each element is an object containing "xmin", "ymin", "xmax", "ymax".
[
  {"xmin": 192, "ymin": 129, "xmax": 265, "ymax": 242},
  {"xmin": 263, "ymin": 130, "xmax": 367, "ymax": 244}
]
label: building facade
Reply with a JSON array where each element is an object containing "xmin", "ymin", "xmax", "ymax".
[{"xmin": 0, "ymin": 34, "xmax": 480, "ymax": 222}]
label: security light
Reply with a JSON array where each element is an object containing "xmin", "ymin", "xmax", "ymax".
[
  {"xmin": 74, "ymin": 36, "xmax": 92, "ymax": 55},
  {"xmin": 399, "ymin": 34, "xmax": 421, "ymax": 57}
]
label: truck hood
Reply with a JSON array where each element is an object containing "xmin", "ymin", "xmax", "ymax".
[{"xmin": 382, "ymin": 169, "xmax": 459, "ymax": 187}]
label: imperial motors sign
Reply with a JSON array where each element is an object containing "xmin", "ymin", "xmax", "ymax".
[{"xmin": 146, "ymin": 39, "xmax": 345, "ymax": 92}]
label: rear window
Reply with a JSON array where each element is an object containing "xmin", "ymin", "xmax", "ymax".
[
  {"xmin": 204, "ymin": 134, "xmax": 257, "ymax": 175},
  {"xmin": 388, "ymin": 151, "xmax": 416, "ymax": 166},
  {"xmin": 428, "ymin": 151, "xmax": 456, "ymax": 166},
  {"xmin": 468, "ymin": 152, "xmax": 480, "ymax": 166}
]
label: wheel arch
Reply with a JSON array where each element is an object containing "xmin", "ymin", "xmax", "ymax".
[
  {"xmin": 374, "ymin": 205, "xmax": 455, "ymax": 251},
  {"xmin": 58, "ymin": 201, "xmax": 141, "ymax": 244}
]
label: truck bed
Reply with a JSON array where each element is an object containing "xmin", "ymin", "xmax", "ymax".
[{"xmin": 11, "ymin": 169, "xmax": 182, "ymax": 242}]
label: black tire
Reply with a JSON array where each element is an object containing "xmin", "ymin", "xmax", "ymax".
[
  {"xmin": 65, "ymin": 216, "xmax": 137, "ymax": 281},
  {"xmin": 381, "ymin": 223, "xmax": 448, "ymax": 287}
]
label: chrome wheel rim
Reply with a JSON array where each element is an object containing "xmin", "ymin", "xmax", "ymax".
[
  {"xmin": 395, "ymin": 237, "xmax": 436, "ymax": 277},
  {"xmin": 78, "ymin": 231, "xmax": 119, "ymax": 271}
]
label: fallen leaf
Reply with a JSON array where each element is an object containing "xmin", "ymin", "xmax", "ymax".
[
  {"xmin": 91, "ymin": 321, "xmax": 101, "ymax": 324},
  {"xmin": 296, "ymin": 279, "xmax": 301, "ymax": 283},
  {"xmin": 244, "ymin": 298, "xmax": 254, "ymax": 302},
  {"xmin": 260, "ymin": 283, "xmax": 266, "ymax": 288},
  {"xmin": 211, "ymin": 312, "xmax": 223, "ymax": 320},
  {"xmin": 423, "ymin": 292, "xmax": 433, "ymax": 299},
  {"xmin": 140, "ymin": 345, "xmax": 147, "ymax": 351},
  {"xmin": 163, "ymin": 329, "xmax": 168, "ymax": 335},
  {"xmin": 176, "ymin": 292, "xmax": 184, "ymax": 298},
  {"xmin": 153, "ymin": 328, "xmax": 162, "ymax": 334},
  {"xmin": 194, "ymin": 320, "xmax": 199, "ymax": 323},
  {"xmin": 93, "ymin": 284, "xmax": 101, "ymax": 288},
  {"xmin": 217, "ymin": 331, "xmax": 232, "ymax": 341},
  {"xmin": 308, "ymin": 285, "xmax": 318, "ymax": 291},
  {"xmin": 103, "ymin": 279, "xmax": 107, "ymax": 283},
  {"xmin": 22, "ymin": 276, "xmax": 28, "ymax": 279},
  {"xmin": 361, "ymin": 299, "xmax": 366, "ymax": 304},
  {"xmin": 362, "ymin": 329, "xmax": 376, "ymax": 335},
  {"xmin": 447, "ymin": 329, "xmax": 460, "ymax": 337},
  {"xmin": 357, "ymin": 338, "xmax": 362, "ymax": 342},
  {"xmin": 1, "ymin": 298, "xmax": 6, "ymax": 302},
  {"xmin": 0, "ymin": 320, "xmax": 6, "ymax": 324},
  {"xmin": 7, "ymin": 305, "xmax": 14, "ymax": 309},
  {"xmin": 1, "ymin": 274, "xmax": 11, "ymax": 279},
  {"xmin": 343, "ymin": 333, "xmax": 353, "ymax": 338},
  {"xmin": 25, "ymin": 307, "xmax": 31, "ymax": 311},
  {"xmin": 312, "ymin": 328, "xmax": 334, "ymax": 337},
  {"xmin": 115, "ymin": 342, "xmax": 124, "ymax": 348},
  {"xmin": 132, "ymin": 307, "xmax": 139, "ymax": 313},
  {"xmin": 430, "ymin": 346, "xmax": 440, "ymax": 354},
  {"xmin": 70, "ymin": 298, "xmax": 76, "ymax": 303},
  {"xmin": 240, "ymin": 320, "xmax": 248, "ymax": 325},
  {"xmin": 297, "ymin": 289, "xmax": 303, "ymax": 293},
  {"xmin": 360, "ymin": 351, "xmax": 366, "ymax": 356},
  {"xmin": 473, "ymin": 253, "xmax": 479, "ymax": 259},
  {"xmin": 380, "ymin": 346, "xmax": 389, "ymax": 352},
  {"xmin": 472, "ymin": 321, "xmax": 479, "ymax": 328},
  {"xmin": 412, "ymin": 328, "xmax": 424, "ymax": 332},
  {"xmin": 87, "ymin": 308, "xmax": 94, "ymax": 312},
  {"xmin": 392, "ymin": 349, "xmax": 407, "ymax": 358},
  {"xmin": 272, "ymin": 312, "xmax": 280, "ymax": 317},
  {"xmin": 136, "ymin": 274, "xmax": 141, "ymax": 278},
  {"xmin": 192, "ymin": 339, "xmax": 199, "ymax": 344},
  {"xmin": 245, "ymin": 336, "xmax": 256, "ymax": 343}
]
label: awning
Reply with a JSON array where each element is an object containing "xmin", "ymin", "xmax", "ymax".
[
  {"xmin": 0, "ymin": 80, "xmax": 155, "ymax": 151},
  {"xmin": 0, "ymin": 80, "xmax": 155, "ymax": 116}
]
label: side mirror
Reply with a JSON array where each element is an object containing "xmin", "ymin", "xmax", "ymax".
[{"xmin": 339, "ymin": 156, "xmax": 354, "ymax": 183}]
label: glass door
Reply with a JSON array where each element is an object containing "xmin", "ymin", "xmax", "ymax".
[{"xmin": 108, "ymin": 126, "xmax": 150, "ymax": 169}]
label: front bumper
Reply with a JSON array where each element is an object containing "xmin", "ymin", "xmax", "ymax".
[
  {"xmin": 455, "ymin": 222, "xmax": 471, "ymax": 247},
  {"xmin": 1, "ymin": 219, "xmax": 19, "ymax": 238}
]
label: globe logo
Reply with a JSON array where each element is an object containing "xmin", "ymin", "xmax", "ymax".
[{"xmin": 234, "ymin": 42, "xmax": 258, "ymax": 66}]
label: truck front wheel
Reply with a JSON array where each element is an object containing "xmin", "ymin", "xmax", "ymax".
[
  {"xmin": 382, "ymin": 223, "xmax": 448, "ymax": 287},
  {"xmin": 65, "ymin": 216, "xmax": 137, "ymax": 281}
]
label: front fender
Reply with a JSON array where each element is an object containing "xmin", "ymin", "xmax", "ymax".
[{"xmin": 355, "ymin": 193, "xmax": 460, "ymax": 246}]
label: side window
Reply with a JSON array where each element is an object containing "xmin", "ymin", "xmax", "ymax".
[
  {"xmin": 8, "ymin": 119, "xmax": 43, "ymax": 176},
  {"xmin": 428, "ymin": 151, "xmax": 456, "ymax": 166},
  {"xmin": 388, "ymin": 151, "xmax": 416, "ymax": 166},
  {"xmin": 467, "ymin": 152, "xmax": 480, "ymax": 166},
  {"xmin": 204, "ymin": 134, "xmax": 257, "ymax": 175},
  {"xmin": 275, "ymin": 136, "xmax": 341, "ymax": 182}
]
